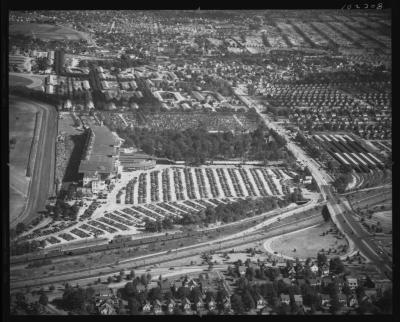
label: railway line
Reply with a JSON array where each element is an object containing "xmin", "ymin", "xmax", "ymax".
[
  {"xmin": 10, "ymin": 210, "xmax": 323, "ymax": 291},
  {"xmin": 10, "ymin": 196, "xmax": 320, "ymax": 265}
]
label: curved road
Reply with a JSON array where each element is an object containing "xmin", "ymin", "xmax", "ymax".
[{"xmin": 10, "ymin": 95, "xmax": 57, "ymax": 228}]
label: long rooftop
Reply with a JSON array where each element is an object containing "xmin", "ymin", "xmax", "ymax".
[{"xmin": 79, "ymin": 126, "xmax": 121, "ymax": 174}]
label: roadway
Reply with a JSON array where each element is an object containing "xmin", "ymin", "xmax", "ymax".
[
  {"xmin": 10, "ymin": 205, "xmax": 323, "ymax": 291},
  {"xmin": 236, "ymin": 89, "xmax": 392, "ymax": 279},
  {"xmin": 10, "ymin": 95, "xmax": 57, "ymax": 228},
  {"xmin": 325, "ymin": 187, "xmax": 392, "ymax": 277}
]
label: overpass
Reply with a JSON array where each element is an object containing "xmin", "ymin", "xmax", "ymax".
[{"xmin": 236, "ymin": 89, "xmax": 392, "ymax": 279}]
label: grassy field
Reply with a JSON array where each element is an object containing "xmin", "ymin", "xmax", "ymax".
[
  {"xmin": 9, "ymin": 97, "xmax": 39, "ymax": 222},
  {"xmin": 267, "ymin": 221, "xmax": 348, "ymax": 260},
  {"xmin": 9, "ymin": 23, "xmax": 90, "ymax": 41}
]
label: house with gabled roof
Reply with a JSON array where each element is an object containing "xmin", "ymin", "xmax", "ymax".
[
  {"xmin": 320, "ymin": 294, "xmax": 331, "ymax": 307},
  {"xmin": 182, "ymin": 297, "xmax": 192, "ymax": 313},
  {"xmin": 238, "ymin": 265, "xmax": 246, "ymax": 276},
  {"xmin": 345, "ymin": 276, "xmax": 358, "ymax": 290},
  {"xmin": 338, "ymin": 293, "xmax": 347, "ymax": 306},
  {"xmin": 320, "ymin": 263, "xmax": 330, "ymax": 276},
  {"xmin": 207, "ymin": 296, "xmax": 216, "ymax": 311},
  {"xmin": 142, "ymin": 300, "xmax": 152, "ymax": 313},
  {"xmin": 254, "ymin": 293, "xmax": 267, "ymax": 310},
  {"xmin": 194, "ymin": 296, "xmax": 204, "ymax": 311},
  {"xmin": 280, "ymin": 294, "xmax": 290, "ymax": 305},
  {"xmin": 348, "ymin": 294, "xmax": 358, "ymax": 308},
  {"xmin": 166, "ymin": 298, "xmax": 176, "ymax": 314},
  {"xmin": 294, "ymin": 294, "xmax": 303, "ymax": 307},
  {"xmin": 222, "ymin": 296, "xmax": 231, "ymax": 310}
]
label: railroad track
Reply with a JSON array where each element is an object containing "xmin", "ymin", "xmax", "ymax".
[{"xmin": 10, "ymin": 214, "xmax": 322, "ymax": 291}]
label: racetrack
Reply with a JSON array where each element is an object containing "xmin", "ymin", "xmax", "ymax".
[
  {"xmin": 9, "ymin": 23, "xmax": 90, "ymax": 42},
  {"xmin": 9, "ymin": 73, "xmax": 46, "ymax": 90},
  {"xmin": 9, "ymin": 95, "xmax": 57, "ymax": 228}
]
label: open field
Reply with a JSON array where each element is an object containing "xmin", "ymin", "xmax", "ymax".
[
  {"xmin": 9, "ymin": 23, "xmax": 90, "ymax": 42},
  {"xmin": 265, "ymin": 221, "xmax": 348, "ymax": 260}
]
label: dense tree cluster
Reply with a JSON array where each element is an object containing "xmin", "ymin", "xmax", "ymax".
[
  {"xmin": 117, "ymin": 125, "xmax": 288, "ymax": 163},
  {"xmin": 143, "ymin": 217, "xmax": 174, "ymax": 233},
  {"xmin": 10, "ymin": 239, "xmax": 46, "ymax": 256},
  {"xmin": 332, "ymin": 173, "xmax": 352, "ymax": 193},
  {"xmin": 59, "ymin": 284, "xmax": 97, "ymax": 314},
  {"xmin": 178, "ymin": 197, "xmax": 285, "ymax": 226},
  {"xmin": 321, "ymin": 205, "xmax": 331, "ymax": 222},
  {"xmin": 46, "ymin": 200, "xmax": 80, "ymax": 221},
  {"xmin": 295, "ymin": 133, "xmax": 321, "ymax": 159},
  {"xmin": 144, "ymin": 195, "xmax": 298, "ymax": 232}
]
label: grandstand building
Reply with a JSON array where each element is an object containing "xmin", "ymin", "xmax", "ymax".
[
  {"xmin": 119, "ymin": 149, "xmax": 156, "ymax": 171},
  {"xmin": 79, "ymin": 126, "xmax": 122, "ymax": 193}
]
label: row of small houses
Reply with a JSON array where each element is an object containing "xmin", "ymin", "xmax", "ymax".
[{"xmin": 91, "ymin": 260, "xmax": 391, "ymax": 315}]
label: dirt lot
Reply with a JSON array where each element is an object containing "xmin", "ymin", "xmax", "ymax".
[{"xmin": 265, "ymin": 221, "xmax": 348, "ymax": 260}]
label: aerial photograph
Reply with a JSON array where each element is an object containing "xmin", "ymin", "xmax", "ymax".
[{"xmin": 8, "ymin": 9, "xmax": 392, "ymax": 316}]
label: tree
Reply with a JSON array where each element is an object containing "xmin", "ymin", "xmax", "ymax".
[
  {"xmin": 321, "ymin": 205, "xmax": 331, "ymax": 222},
  {"xmin": 146, "ymin": 273, "xmax": 152, "ymax": 283},
  {"xmin": 231, "ymin": 294, "xmax": 244, "ymax": 314},
  {"xmin": 62, "ymin": 287, "xmax": 86, "ymax": 311},
  {"xmin": 128, "ymin": 297, "xmax": 140, "ymax": 314},
  {"xmin": 317, "ymin": 252, "xmax": 327, "ymax": 267},
  {"xmin": 148, "ymin": 287, "xmax": 162, "ymax": 301},
  {"xmin": 277, "ymin": 303, "xmax": 291, "ymax": 315},
  {"xmin": 120, "ymin": 270, "xmax": 125, "ymax": 278},
  {"xmin": 16, "ymin": 222, "xmax": 26, "ymax": 235},
  {"xmin": 177, "ymin": 286, "xmax": 190, "ymax": 299},
  {"xmin": 329, "ymin": 296, "xmax": 342, "ymax": 314},
  {"xmin": 329, "ymin": 257, "xmax": 345, "ymax": 274},
  {"xmin": 242, "ymin": 290, "xmax": 255, "ymax": 311},
  {"xmin": 124, "ymin": 282, "xmax": 136, "ymax": 297},
  {"xmin": 342, "ymin": 284, "xmax": 352, "ymax": 296},
  {"xmin": 140, "ymin": 274, "xmax": 148, "ymax": 286},
  {"xmin": 376, "ymin": 288, "xmax": 392, "ymax": 314}
]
